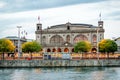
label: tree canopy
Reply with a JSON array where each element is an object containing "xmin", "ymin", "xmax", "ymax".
[
  {"xmin": 74, "ymin": 41, "xmax": 91, "ymax": 53},
  {"xmin": 22, "ymin": 41, "xmax": 42, "ymax": 53},
  {"xmin": 0, "ymin": 38, "xmax": 15, "ymax": 60},
  {"xmin": 99, "ymin": 39, "xmax": 117, "ymax": 53},
  {"xmin": 0, "ymin": 38, "xmax": 15, "ymax": 52}
]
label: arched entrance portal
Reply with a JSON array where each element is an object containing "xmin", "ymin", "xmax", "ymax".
[
  {"xmin": 52, "ymin": 48, "xmax": 56, "ymax": 52},
  {"xmin": 47, "ymin": 48, "xmax": 51, "ymax": 52},
  {"xmin": 92, "ymin": 48, "xmax": 97, "ymax": 53},
  {"xmin": 57, "ymin": 48, "xmax": 61, "ymax": 52},
  {"xmin": 71, "ymin": 48, "xmax": 74, "ymax": 52},
  {"xmin": 64, "ymin": 48, "xmax": 69, "ymax": 53}
]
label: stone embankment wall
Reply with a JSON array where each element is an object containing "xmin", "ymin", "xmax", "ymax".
[{"xmin": 0, "ymin": 59, "xmax": 120, "ymax": 68}]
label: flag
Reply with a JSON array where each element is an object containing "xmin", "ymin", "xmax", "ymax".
[
  {"xmin": 38, "ymin": 16, "xmax": 40, "ymax": 20},
  {"xmin": 26, "ymin": 32, "xmax": 27, "ymax": 35},
  {"xmin": 99, "ymin": 13, "xmax": 101, "ymax": 21},
  {"xmin": 21, "ymin": 31, "xmax": 23, "ymax": 35},
  {"xmin": 38, "ymin": 16, "xmax": 40, "ymax": 23},
  {"xmin": 99, "ymin": 13, "xmax": 101, "ymax": 17}
]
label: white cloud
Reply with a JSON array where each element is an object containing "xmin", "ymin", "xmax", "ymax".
[
  {"xmin": 104, "ymin": 20, "xmax": 120, "ymax": 39},
  {"xmin": 0, "ymin": 1, "xmax": 6, "ymax": 8},
  {"xmin": 0, "ymin": 0, "xmax": 120, "ymax": 40}
]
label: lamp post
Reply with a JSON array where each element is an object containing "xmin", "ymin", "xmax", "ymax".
[
  {"xmin": 17, "ymin": 26, "xmax": 22, "ymax": 58},
  {"xmin": 65, "ymin": 43, "xmax": 68, "ymax": 46},
  {"xmin": 97, "ymin": 28, "xmax": 99, "ymax": 60}
]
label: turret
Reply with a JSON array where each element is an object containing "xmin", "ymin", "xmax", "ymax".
[
  {"xmin": 66, "ymin": 22, "xmax": 71, "ymax": 30},
  {"xmin": 37, "ymin": 23, "xmax": 42, "ymax": 31},
  {"xmin": 98, "ymin": 21, "xmax": 103, "ymax": 28},
  {"xmin": 36, "ymin": 16, "xmax": 42, "ymax": 44},
  {"xmin": 37, "ymin": 16, "xmax": 42, "ymax": 31},
  {"xmin": 98, "ymin": 13, "xmax": 103, "ymax": 28}
]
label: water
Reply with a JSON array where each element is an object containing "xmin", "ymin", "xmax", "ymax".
[{"xmin": 0, "ymin": 67, "xmax": 120, "ymax": 80}]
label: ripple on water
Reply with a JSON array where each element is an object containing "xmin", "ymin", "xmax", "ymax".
[{"xmin": 0, "ymin": 67, "xmax": 120, "ymax": 80}]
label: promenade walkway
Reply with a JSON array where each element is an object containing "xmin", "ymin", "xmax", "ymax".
[{"xmin": 0, "ymin": 53, "xmax": 120, "ymax": 60}]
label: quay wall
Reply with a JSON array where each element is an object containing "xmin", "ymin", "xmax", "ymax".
[{"xmin": 0, "ymin": 59, "xmax": 120, "ymax": 68}]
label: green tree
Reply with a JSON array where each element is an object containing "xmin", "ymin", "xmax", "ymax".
[
  {"xmin": 74, "ymin": 41, "xmax": 91, "ymax": 58},
  {"xmin": 22, "ymin": 41, "xmax": 42, "ymax": 59},
  {"xmin": 99, "ymin": 39, "xmax": 117, "ymax": 58},
  {"xmin": 0, "ymin": 38, "xmax": 15, "ymax": 60}
]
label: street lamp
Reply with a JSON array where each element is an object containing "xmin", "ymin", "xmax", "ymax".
[
  {"xmin": 17, "ymin": 26, "xmax": 22, "ymax": 58},
  {"xmin": 65, "ymin": 43, "xmax": 68, "ymax": 46},
  {"xmin": 97, "ymin": 28, "xmax": 99, "ymax": 60}
]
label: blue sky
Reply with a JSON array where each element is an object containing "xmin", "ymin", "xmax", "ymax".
[{"xmin": 0, "ymin": 0, "xmax": 120, "ymax": 39}]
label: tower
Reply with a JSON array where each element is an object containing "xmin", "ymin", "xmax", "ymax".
[
  {"xmin": 98, "ymin": 21, "xmax": 103, "ymax": 28},
  {"xmin": 36, "ymin": 23, "xmax": 42, "ymax": 31},
  {"xmin": 37, "ymin": 16, "xmax": 42, "ymax": 31},
  {"xmin": 98, "ymin": 13, "xmax": 104, "ymax": 28},
  {"xmin": 36, "ymin": 16, "xmax": 42, "ymax": 44}
]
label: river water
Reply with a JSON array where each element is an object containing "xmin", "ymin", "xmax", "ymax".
[{"xmin": 0, "ymin": 67, "xmax": 120, "ymax": 80}]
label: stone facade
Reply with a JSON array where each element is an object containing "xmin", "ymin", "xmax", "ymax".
[
  {"xmin": 35, "ymin": 21, "xmax": 104, "ymax": 53},
  {"xmin": 0, "ymin": 59, "xmax": 120, "ymax": 67}
]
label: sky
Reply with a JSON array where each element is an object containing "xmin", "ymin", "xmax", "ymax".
[{"xmin": 0, "ymin": 0, "xmax": 120, "ymax": 40}]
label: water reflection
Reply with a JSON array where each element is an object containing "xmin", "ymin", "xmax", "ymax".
[{"xmin": 0, "ymin": 67, "xmax": 120, "ymax": 80}]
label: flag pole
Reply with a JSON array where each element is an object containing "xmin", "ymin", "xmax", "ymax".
[
  {"xmin": 17, "ymin": 26, "xmax": 22, "ymax": 59},
  {"xmin": 38, "ymin": 16, "xmax": 40, "ymax": 23},
  {"xmin": 99, "ymin": 13, "xmax": 101, "ymax": 21},
  {"xmin": 97, "ymin": 28, "xmax": 99, "ymax": 60}
]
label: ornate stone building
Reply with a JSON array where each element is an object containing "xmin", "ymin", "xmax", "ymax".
[{"xmin": 35, "ymin": 20, "xmax": 104, "ymax": 53}]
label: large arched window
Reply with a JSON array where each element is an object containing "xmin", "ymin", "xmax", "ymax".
[
  {"xmin": 50, "ymin": 35, "xmax": 64, "ymax": 44},
  {"xmin": 74, "ymin": 35, "xmax": 88, "ymax": 43}
]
